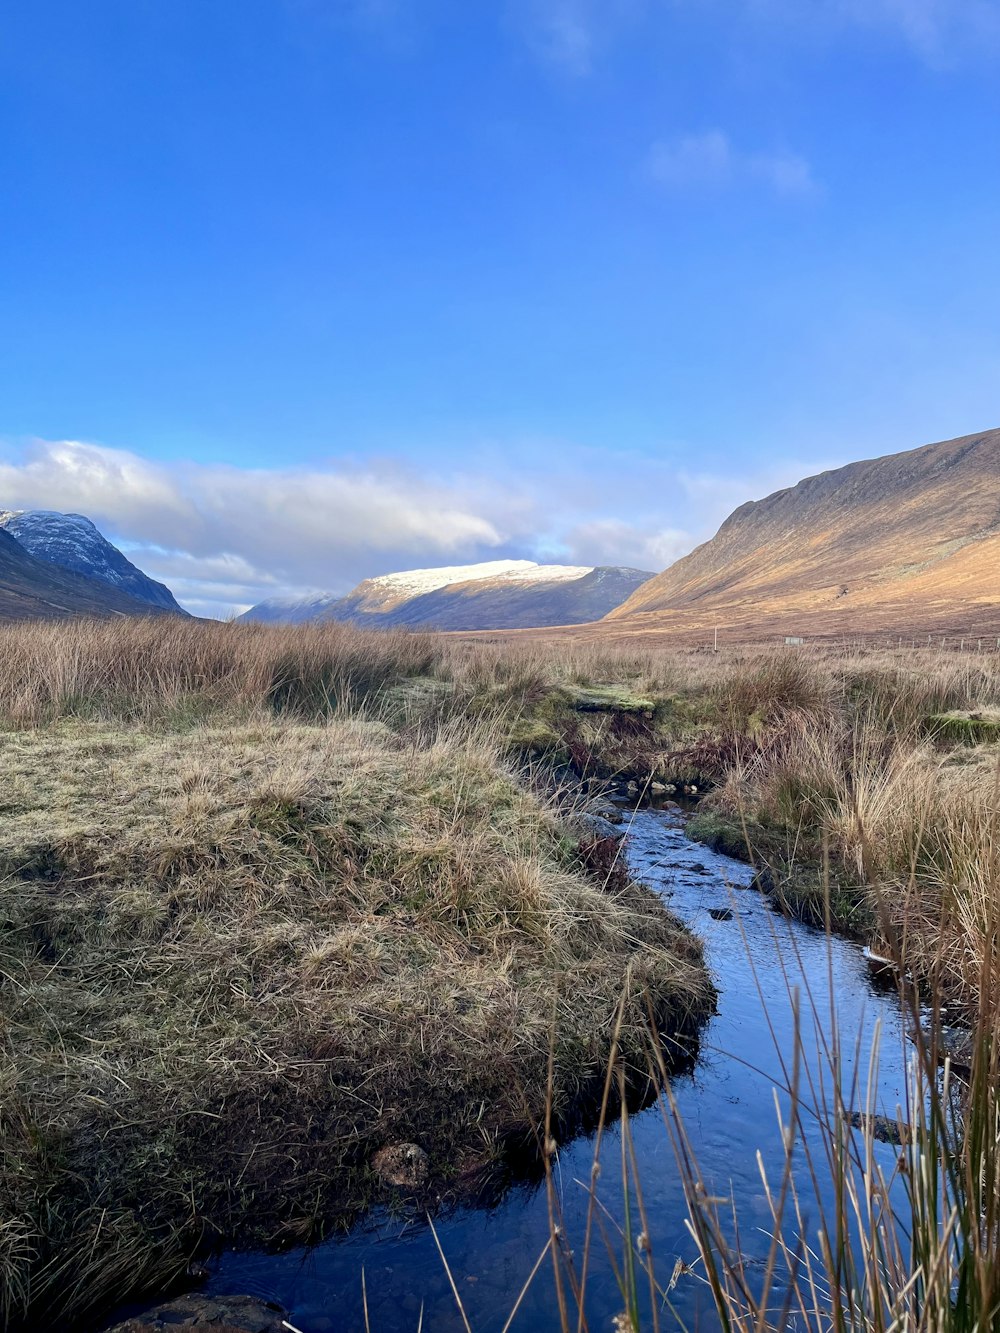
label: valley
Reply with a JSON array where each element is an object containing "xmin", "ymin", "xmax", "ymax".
[{"xmin": 3, "ymin": 431, "xmax": 1000, "ymax": 1330}]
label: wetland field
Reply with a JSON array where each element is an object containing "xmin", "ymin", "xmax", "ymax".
[{"xmin": 0, "ymin": 618, "xmax": 997, "ymax": 1330}]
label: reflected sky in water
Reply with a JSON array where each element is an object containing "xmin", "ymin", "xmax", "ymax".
[{"xmin": 205, "ymin": 806, "xmax": 910, "ymax": 1332}]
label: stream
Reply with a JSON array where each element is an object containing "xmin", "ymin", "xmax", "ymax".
[{"xmin": 140, "ymin": 804, "xmax": 913, "ymax": 1330}]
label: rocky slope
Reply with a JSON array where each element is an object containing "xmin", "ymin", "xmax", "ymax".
[
  {"xmin": 244, "ymin": 560, "xmax": 653, "ymax": 631},
  {"xmin": 0, "ymin": 526, "xmax": 178, "ymax": 620},
  {"xmin": 0, "ymin": 510, "xmax": 185, "ymax": 612},
  {"xmin": 605, "ymin": 427, "xmax": 1000, "ymax": 639}
]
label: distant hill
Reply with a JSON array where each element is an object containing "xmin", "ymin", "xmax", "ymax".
[
  {"xmin": 606, "ymin": 427, "xmax": 1000, "ymax": 639},
  {"xmin": 0, "ymin": 510, "xmax": 185, "ymax": 613},
  {"xmin": 243, "ymin": 560, "xmax": 654, "ymax": 631},
  {"xmin": 0, "ymin": 524, "xmax": 180, "ymax": 621}
]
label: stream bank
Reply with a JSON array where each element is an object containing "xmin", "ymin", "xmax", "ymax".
[
  {"xmin": 109, "ymin": 800, "xmax": 911, "ymax": 1332},
  {"xmin": 1, "ymin": 719, "xmax": 712, "ymax": 1331}
]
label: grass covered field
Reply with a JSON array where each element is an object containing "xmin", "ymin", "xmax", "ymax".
[
  {"xmin": 0, "ymin": 619, "xmax": 710, "ymax": 1328},
  {"xmin": 2, "ymin": 617, "xmax": 999, "ymax": 1328}
]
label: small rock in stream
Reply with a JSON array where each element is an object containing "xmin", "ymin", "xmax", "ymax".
[
  {"xmin": 106, "ymin": 1293, "xmax": 289, "ymax": 1332},
  {"xmin": 371, "ymin": 1141, "xmax": 430, "ymax": 1188},
  {"xmin": 847, "ymin": 1111, "xmax": 910, "ymax": 1147},
  {"xmin": 707, "ymin": 907, "xmax": 734, "ymax": 921},
  {"xmin": 573, "ymin": 813, "xmax": 625, "ymax": 842}
]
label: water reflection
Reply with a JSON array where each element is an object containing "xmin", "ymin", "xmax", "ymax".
[{"xmin": 205, "ymin": 805, "xmax": 910, "ymax": 1331}]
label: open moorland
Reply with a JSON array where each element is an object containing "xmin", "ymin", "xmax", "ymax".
[
  {"xmin": 0, "ymin": 618, "xmax": 711, "ymax": 1328},
  {"xmin": 2, "ymin": 617, "xmax": 999, "ymax": 1328}
]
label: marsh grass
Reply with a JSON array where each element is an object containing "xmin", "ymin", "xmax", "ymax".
[
  {"xmin": 423, "ymin": 644, "xmax": 1000, "ymax": 1333},
  {"xmin": 5, "ymin": 620, "xmax": 1000, "ymax": 1328},
  {"xmin": 0, "ymin": 623, "xmax": 713, "ymax": 1328},
  {"xmin": 0, "ymin": 617, "xmax": 443, "ymax": 724},
  {"xmin": 661, "ymin": 899, "xmax": 1000, "ymax": 1332}
]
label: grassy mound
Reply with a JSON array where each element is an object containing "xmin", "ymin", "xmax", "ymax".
[{"xmin": 0, "ymin": 716, "xmax": 710, "ymax": 1327}]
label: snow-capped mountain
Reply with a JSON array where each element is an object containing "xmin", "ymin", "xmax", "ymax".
[
  {"xmin": 0, "ymin": 524, "xmax": 182, "ymax": 621},
  {"xmin": 242, "ymin": 560, "xmax": 654, "ymax": 630},
  {"xmin": 0, "ymin": 511, "xmax": 185, "ymax": 613}
]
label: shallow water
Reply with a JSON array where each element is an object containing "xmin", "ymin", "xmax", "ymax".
[{"xmin": 190, "ymin": 806, "xmax": 910, "ymax": 1330}]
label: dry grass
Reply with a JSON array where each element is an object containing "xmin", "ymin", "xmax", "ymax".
[
  {"xmin": 2, "ymin": 622, "xmax": 998, "ymax": 1006},
  {"xmin": 0, "ymin": 620, "xmax": 713, "ymax": 1328},
  {"xmin": 0, "ymin": 617, "xmax": 443, "ymax": 723},
  {"xmin": 5, "ymin": 619, "xmax": 1000, "ymax": 1328},
  {"xmin": 700, "ymin": 659, "xmax": 1000, "ymax": 1015},
  {"xmin": 664, "ymin": 972, "xmax": 1000, "ymax": 1332}
]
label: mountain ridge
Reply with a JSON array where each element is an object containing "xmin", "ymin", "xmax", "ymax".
[
  {"xmin": 243, "ymin": 561, "xmax": 653, "ymax": 631},
  {"xmin": 0, "ymin": 526, "xmax": 180, "ymax": 621},
  {"xmin": 603, "ymin": 426, "xmax": 1000, "ymax": 638},
  {"xmin": 0, "ymin": 510, "xmax": 186, "ymax": 613}
]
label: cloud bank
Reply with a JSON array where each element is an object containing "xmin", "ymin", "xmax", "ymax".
[{"xmin": 0, "ymin": 438, "xmax": 808, "ymax": 617}]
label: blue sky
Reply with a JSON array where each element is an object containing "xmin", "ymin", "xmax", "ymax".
[{"xmin": 2, "ymin": 0, "xmax": 998, "ymax": 615}]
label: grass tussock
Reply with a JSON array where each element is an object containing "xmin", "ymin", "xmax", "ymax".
[
  {"xmin": 0, "ymin": 643, "xmax": 710, "ymax": 1327},
  {"xmin": 0, "ymin": 617, "xmax": 443, "ymax": 723}
]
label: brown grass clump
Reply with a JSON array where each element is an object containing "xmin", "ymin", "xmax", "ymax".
[
  {"xmin": 0, "ymin": 617, "xmax": 442, "ymax": 723},
  {"xmin": 693, "ymin": 650, "xmax": 1000, "ymax": 1016},
  {"xmin": 0, "ymin": 710, "xmax": 709, "ymax": 1327}
]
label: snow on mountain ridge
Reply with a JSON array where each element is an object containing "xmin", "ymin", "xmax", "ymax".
[
  {"xmin": 241, "ymin": 560, "xmax": 652, "ymax": 629},
  {"xmin": 368, "ymin": 560, "xmax": 594, "ymax": 596}
]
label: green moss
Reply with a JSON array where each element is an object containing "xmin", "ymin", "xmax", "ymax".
[
  {"xmin": 380, "ymin": 676, "xmax": 456, "ymax": 725},
  {"xmin": 505, "ymin": 717, "xmax": 571, "ymax": 765},
  {"xmin": 924, "ymin": 711, "xmax": 1000, "ymax": 745},
  {"xmin": 685, "ymin": 812, "xmax": 753, "ymax": 862},
  {"xmin": 556, "ymin": 684, "xmax": 657, "ymax": 715},
  {"xmin": 685, "ymin": 811, "xmax": 871, "ymax": 937}
]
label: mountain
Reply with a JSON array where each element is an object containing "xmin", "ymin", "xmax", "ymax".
[
  {"xmin": 606, "ymin": 427, "xmax": 1000, "ymax": 639},
  {"xmin": 243, "ymin": 560, "xmax": 654, "ymax": 630},
  {"xmin": 0, "ymin": 525, "xmax": 182, "ymax": 621},
  {"xmin": 0, "ymin": 510, "xmax": 185, "ymax": 613}
]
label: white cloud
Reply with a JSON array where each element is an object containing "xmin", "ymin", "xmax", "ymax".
[
  {"xmin": 541, "ymin": 454, "xmax": 813, "ymax": 571},
  {"xmin": 526, "ymin": 1, "xmax": 594, "ymax": 72},
  {"xmin": 0, "ymin": 439, "xmax": 514, "ymax": 616},
  {"xmin": 648, "ymin": 130, "xmax": 818, "ymax": 198},
  {"xmin": 835, "ymin": 0, "xmax": 1000, "ymax": 54},
  {"xmin": 560, "ymin": 518, "xmax": 693, "ymax": 570}
]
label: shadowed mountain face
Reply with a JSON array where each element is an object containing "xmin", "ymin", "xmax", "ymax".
[
  {"xmin": 0, "ymin": 510, "xmax": 185, "ymax": 613},
  {"xmin": 0, "ymin": 527, "xmax": 179, "ymax": 620},
  {"xmin": 244, "ymin": 561, "xmax": 654, "ymax": 631},
  {"xmin": 607, "ymin": 427, "xmax": 1000, "ymax": 639}
]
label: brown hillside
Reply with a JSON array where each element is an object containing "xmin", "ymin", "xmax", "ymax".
[{"xmin": 604, "ymin": 427, "xmax": 1000, "ymax": 640}]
